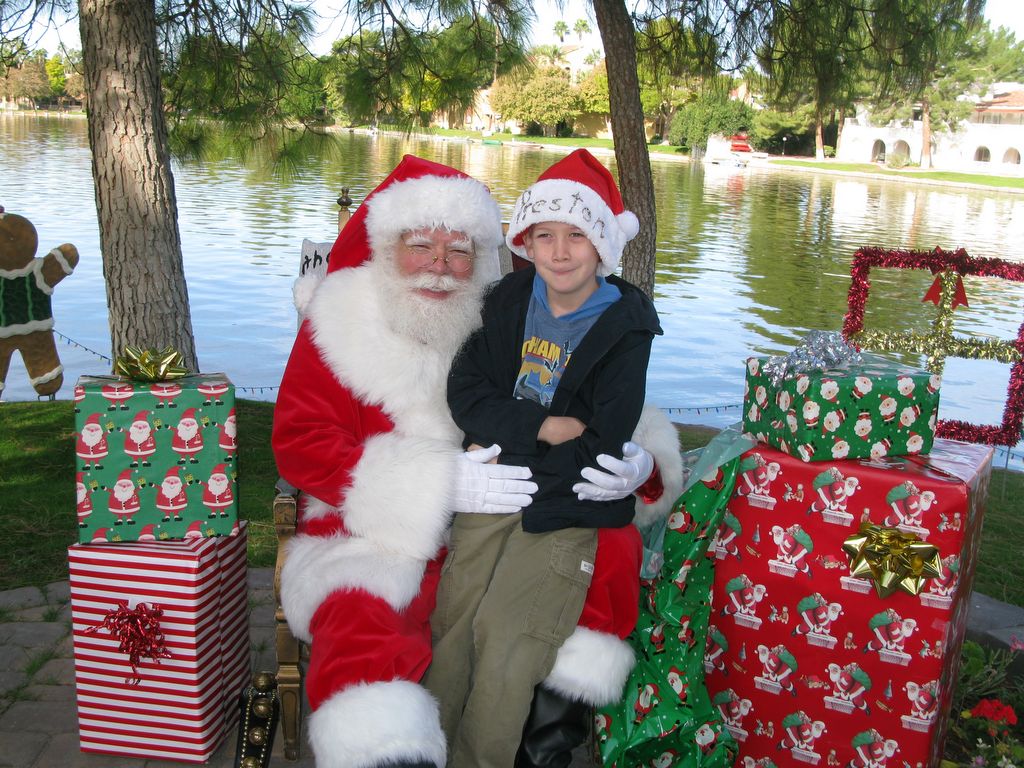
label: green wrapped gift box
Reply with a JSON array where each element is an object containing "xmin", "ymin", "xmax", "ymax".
[
  {"xmin": 742, "ymin": 353, "xmax": 940, "ymax": 463},
  {"xmin": 73, "ymin": 373, "xmax": 238, "ymax": 543}
]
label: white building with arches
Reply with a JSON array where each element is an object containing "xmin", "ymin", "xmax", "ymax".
[{"xmin": 836, "ymin": 86, "xmax": 1024, "ymax": 175}]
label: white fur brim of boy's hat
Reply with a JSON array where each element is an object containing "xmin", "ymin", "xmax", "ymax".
[
  {"xmin": 505, "ymin": 149, "xmax": 640, "ymax": 277},
  {"xmin": 364, "ymin": 163, "xmax": 504, "ymax": 285}
]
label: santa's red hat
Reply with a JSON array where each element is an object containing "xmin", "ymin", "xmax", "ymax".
[
  {"xmin": 326, "ymin": 154, "xmax": 502, "ymax": 284},
  {"xmin": 163, "ymin": 466, "xmax": 181, "ymax": 480},
  {"xmin": 76, "ymin": 472, "xmax": 84, "ymax": 485},
  {"xmin": 506, "ymin": 148, "xmax": 640, "ymax": 276},
  {"xmin": 210, "ymin": 463, "xmax": 227, "ymax": 477},
  {"xmin": 180, "ymin": 408, "xmax": 197, "ymax": 421},
  {"xmin": 84, "ymin": 413, "xmax": 101, "ymax": 426},
  {"xmin": 131, "ymin": 410, "xmax": 150, "ymax": 424},
  {"xmin": 116, "ymin": 468, "xmax": 133, "ymax": 483}
]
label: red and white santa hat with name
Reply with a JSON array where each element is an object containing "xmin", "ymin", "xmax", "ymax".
[
  {"xmin": 505, "ymin": 148, "xmax": 640, "ymax": 276},
  {"xmin": 327, "ymin": 154, "xmax": 503, "ymax": 284}
]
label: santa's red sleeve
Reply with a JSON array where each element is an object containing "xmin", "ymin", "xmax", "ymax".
[{"xmin": 272, "ymin": 321, "xmax": 386, "ymax": 508}]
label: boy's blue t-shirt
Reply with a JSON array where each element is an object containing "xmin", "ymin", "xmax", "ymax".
[{"xmin": 513, "ymin": 273, "xmax": 622, "ymax": 407}]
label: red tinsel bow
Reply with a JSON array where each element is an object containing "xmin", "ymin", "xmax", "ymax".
[
  {"xmin": 85, "ymin": 601, "xmax": 172, "ymax": 684},
  {"xmin": 922, "ymin": 273, "xmax": 969, "ymax": 309}
]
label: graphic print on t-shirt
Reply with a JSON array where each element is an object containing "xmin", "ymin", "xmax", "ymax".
[{"xmin": 514, "ymin": 335, "xmax": 573, "ymax": 407}]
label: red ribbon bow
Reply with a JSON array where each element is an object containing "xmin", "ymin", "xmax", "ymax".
[
  {"xmin": 922, "ymin": 272, "xmax": 968, "ymax": 309},
  {"xmin": 85, "ymin": 601, "xmax": 172, "ymax": 684}
]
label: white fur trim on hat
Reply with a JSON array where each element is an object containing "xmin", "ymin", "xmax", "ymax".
[
  {"xmin": 364, "ymin": 174, "xmax": 503, "ymax": 285},
  {"xmin": 506, "ymin": 178, "xmax": 638, "ymax": 276},
  {"xmin": 631, "ymin": 404, "xmax": 684, "ymax": 530},
  {"xmin": 308, "ymin": 680, "xmax": 446, "ymax": 768},
  {"xmin": 280, "ymin": 533, "xmax": 427, "ymax": 643},
  {"xmin": 543, "ymin": 626, "xmax": 636, "ymax": 706}
]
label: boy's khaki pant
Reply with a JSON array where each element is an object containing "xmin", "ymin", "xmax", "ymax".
[{"xmin": 424, "ymin": 512, "xmax": 598, "ymax": 768}]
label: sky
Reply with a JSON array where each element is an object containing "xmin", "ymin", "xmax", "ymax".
[{"xmin": 27, "ymin": 0, "xmax": 1024, "ymax": 62}]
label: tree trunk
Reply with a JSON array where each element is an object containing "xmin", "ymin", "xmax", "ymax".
[
  {"xmin": 836, "ymin": 106, "xmax": 846, "ymax": 156},
  {"xmin": 920, "ymin": 100, "xmax": 933, "ymax": 169},
  {"xmin": 79, "ymin": 0, "xmax": 198, "ymax": 371},
  {"xmin": 815, "ymin": 112, "xmax": 825, "ymax": 160},
  {"xmin": 592, "ymin": 0, "xmax": 656, "ymax": 298}
]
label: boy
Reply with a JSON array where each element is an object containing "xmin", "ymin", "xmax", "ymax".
[{"xmin": 425, "ymin": 149, "xmax": 663, "ymax": 767}]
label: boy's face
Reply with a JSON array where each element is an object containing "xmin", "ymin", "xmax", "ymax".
[{"xmin": 523, "ymin": 221, "xmax": 601, "ymax": 312}]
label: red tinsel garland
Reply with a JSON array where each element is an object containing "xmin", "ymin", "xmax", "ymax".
[
  {"xmin": 85, "ymin": 601, "xmax": 172, "ymax": 684},
  {"xmin": 842, "ymin": 246, "xmax": 1024, "ymax": 446}
]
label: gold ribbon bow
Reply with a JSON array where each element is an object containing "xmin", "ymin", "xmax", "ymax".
[
  {"xmin": 842, "ymin": 523, "xmax": 942, "ymax": 598},
  {"xmin": 114, "ymin": 346, "xmax": 189, "ymax": 382}
]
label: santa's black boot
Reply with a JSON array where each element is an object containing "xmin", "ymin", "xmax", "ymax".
[{"xmin": 514, "ymin": 684, "xmax": 591, "ymax": 768}]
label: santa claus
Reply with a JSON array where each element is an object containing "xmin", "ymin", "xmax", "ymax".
[
  {"xmin": 76, "ymin": 472, "xmax": 92, "ymax": 527},
  {"xmin": 202, "ymin": 463, "xmax": 234, "ymax": 518},
  {"xmin": 155, "ymin": 466, "xmax": 188, "ymax": 522},
  {"xmin": 75, "ymin": 412, "xmax": 108, "ymax": 469},
  {"xmin": 272, "ymin": 156, "xmax": 683, "ymax": 768},
  {"xmin": 107, "ymin": 468, "xmax": 140, "ymax": 525},
  {"xmin": 218, "ymin": 407, "xmax": 237, "ymax": 460},
  {"xmin": 123, "ymin": 410, "xmax": 156, "ymax": 467},
  {"xmin": 171, "ymin": 408, "xmax": 203, "ymax": 463}
]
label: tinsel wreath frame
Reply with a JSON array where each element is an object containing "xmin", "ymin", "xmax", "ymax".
[{"xmin": 842, "ymin": 246, "xmax": 1024, "ymax": 446}]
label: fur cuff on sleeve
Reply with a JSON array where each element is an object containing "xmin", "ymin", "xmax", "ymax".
[
  {"xmin": 343, "ymin": 431, "xmax": 459, "ymax": 560},
  {"xmin": 631, "ymin": 405, "xmax": 684, "ymax": 530}
]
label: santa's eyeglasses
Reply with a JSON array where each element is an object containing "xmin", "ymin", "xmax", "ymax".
[{"xmin": 399, "ymin": 235, "xmax": 475, "ymax": 273}]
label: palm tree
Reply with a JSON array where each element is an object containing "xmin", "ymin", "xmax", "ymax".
[
  {"xmin": 532, "ymin": 44, "xmax": 566, "ymax": 67},
  {"xmin": 574, "ymin": 19, "xmax": 591, "ymax": 40},
  {"xmin": 553, "ymin": 20, "xmax": 569, "ymax": 43}
]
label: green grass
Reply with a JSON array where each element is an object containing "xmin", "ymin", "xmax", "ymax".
[
  {"xmin": 1, "ymin": 400, "xmax": 1021, "ymax": 608},
  {"xmin": 770, "ymin": 159, "xmax": 1024, "ymax": 189}
]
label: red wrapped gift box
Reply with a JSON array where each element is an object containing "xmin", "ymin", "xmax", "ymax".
[
  {"xmin": 69, "ymin": 522, "xmax": 250, "ymax": 762},
  {"xmin": 705, "ymin": 439, "xmax": 992, "ymax": 768}
]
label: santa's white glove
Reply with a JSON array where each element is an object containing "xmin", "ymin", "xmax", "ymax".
[
  {"xmin": 451, "ymin": 445, "xmax": 539, "ymax": 514},
  {"xmin": 573, "ymin": 441, "xmax": 655, "ymax": 502}
]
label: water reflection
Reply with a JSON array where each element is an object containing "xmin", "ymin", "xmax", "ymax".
[{"xmin": 2, "ymin": 114, "xmax": 1024, "ymax": 451}]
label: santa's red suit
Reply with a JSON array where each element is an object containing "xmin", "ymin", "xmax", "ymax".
[{"xmin": 272, "ymin": 156, "xmax": 682, "ymax": 768}]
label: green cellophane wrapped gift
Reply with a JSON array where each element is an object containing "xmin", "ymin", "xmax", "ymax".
[{"xmin": 597, "ymin": 452, "xmax": 742, "ymax": 767}]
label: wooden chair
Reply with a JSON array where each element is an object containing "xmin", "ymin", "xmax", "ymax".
[{"xmin": 272, "ymin": 481, "xmax": 303, "ymax": 760}]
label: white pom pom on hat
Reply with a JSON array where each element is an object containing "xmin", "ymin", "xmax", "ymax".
[{"xmin": 506, "ymin": 148, "xmax": 639, "ymax": 276}]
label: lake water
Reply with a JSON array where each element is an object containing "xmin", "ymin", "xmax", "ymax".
[{"xmin": 3, "ymin": 113, "xmax": 1024, "ymax": 456}]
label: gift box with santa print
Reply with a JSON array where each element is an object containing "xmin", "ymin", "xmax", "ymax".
[
  {"xmin": 705, "ymin": 438, "xmax": 992, "ymax": 768},
  {"xmin": 73, "ymin": 373, "xmax": 237, "ymax": 544},
  {"xmin": 742, "ymin": 352, "xmax": 940, "ymax": 463},
  {"xmin": 68, "ymin": 520, "xmax": 250, "ymax": 762}
]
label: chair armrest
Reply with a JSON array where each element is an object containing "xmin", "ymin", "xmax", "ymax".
[{"xmin": 273, "ymin": 490, "xmax": 297, "ymax": 601}]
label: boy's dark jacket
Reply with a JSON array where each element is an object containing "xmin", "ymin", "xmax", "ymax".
[{"xmin": 448, "ymin": 266, "xmax": 663, "ymax": 533}]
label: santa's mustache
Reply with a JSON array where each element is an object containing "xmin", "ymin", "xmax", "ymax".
[{"xmin": 404, "ymin": 273, "xmax": 462, "ymax": 293}]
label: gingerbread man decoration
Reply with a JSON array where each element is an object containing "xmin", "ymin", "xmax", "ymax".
[{"xmin": 0, "ymin": 207, "xmax": 79, "ymax": 398}]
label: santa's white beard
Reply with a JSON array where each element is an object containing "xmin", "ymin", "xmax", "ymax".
[
  {"xmin": 162, "ymin": 479, "xmax": 182, "ymax": 498},
  {"xmin": 224, "ymin": 418, "xmax": 237, "ymax": 438},
  {"xmin": 77, "ymin": 485, "xmax": 87, "ymax": 504},
  {"xmin": 113, "ymin": 481, "xmax": 135, "ymax": 503},
  {"xmin": 177, "ymin": 420, "xmax": 199, "ymax": 442},
  {"xmin": 372, "ymin": 260, "xmax": 483, "ymax": 357},
  {"xmin": 130, "ymin": 424, "xmax": 150, "ymax": 443},
  {"xmin": 208, "ymin": 475, "xmax": 229, "ymax": 496},
  {"xmin": 81, "ymin": 425, "xmax": 103, "ymax": 447}
]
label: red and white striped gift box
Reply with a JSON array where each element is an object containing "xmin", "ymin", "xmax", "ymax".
[{"xmin": 69, "ymin": 522, "xmax": 250, "ymax": 762}]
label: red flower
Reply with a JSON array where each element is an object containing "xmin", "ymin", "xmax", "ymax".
[{"xmin": 970, "ymin": 699, "xmax": 1018, "ymax": 726}]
